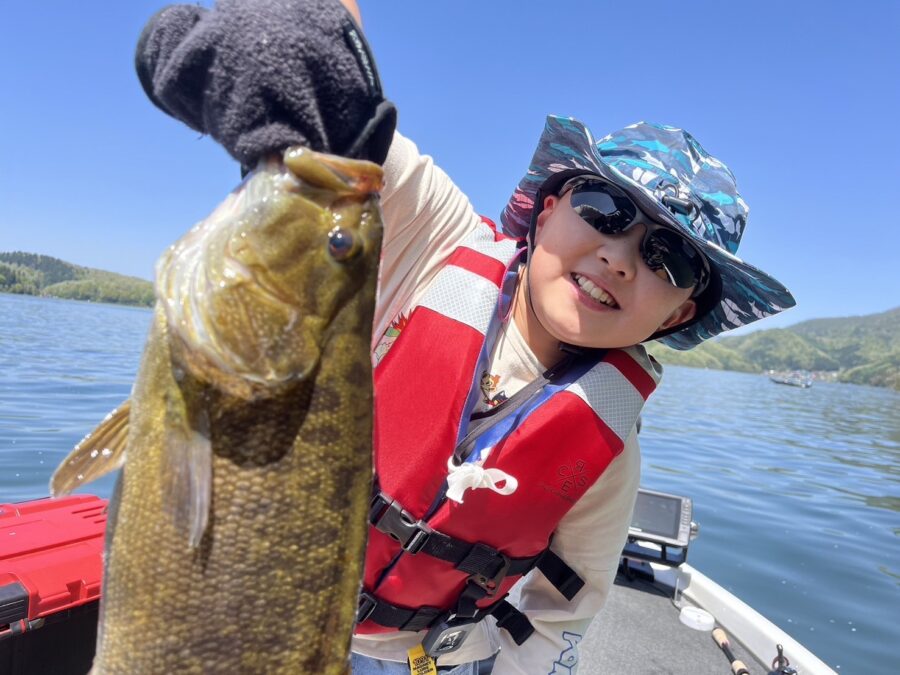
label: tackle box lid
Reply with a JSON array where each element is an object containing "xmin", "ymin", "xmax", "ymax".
[{"xmin": 0, "ymin": 495, "xmax": 107, "ymax": 626}]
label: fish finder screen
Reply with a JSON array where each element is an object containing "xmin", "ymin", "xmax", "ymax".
[{"xmin": 631, "ymin": 492, "xmax": 680, "ymax": 539}]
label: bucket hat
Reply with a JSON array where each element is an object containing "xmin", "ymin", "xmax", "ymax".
[{"xmin": 501, "ymin": 115, "xmax": 796, "ymax": 350}]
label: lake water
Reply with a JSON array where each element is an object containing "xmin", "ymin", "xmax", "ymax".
[{"xmin": 1, "ymin": 292, "xmax": 897, "ymax": 674}]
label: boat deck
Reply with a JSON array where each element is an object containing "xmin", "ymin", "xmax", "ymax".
[
  {"xmin": 580, "ymin": 569, "xmax": 765, "ymax": 674},
  {"xmin": 3, "ymin": 572, "xmax": 773, "ymax": 674}
]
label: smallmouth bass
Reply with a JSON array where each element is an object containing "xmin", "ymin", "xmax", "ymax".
[{"xmin": 51, "ymin": 148, "xmax": 383, "ymax": 674}]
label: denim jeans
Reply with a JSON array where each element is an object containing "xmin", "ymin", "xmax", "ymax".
[{"xmin": 350, "ymin": 652, "xmax": 496, "ymax": 674}]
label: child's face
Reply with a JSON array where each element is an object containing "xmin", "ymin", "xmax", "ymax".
[{"xmin": 522, "ymin": 191, "xmax": 698, "ymax": 353}]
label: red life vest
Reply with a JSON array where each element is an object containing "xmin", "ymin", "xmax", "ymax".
[{"xmin": 357, "ymin": 218, "xmax": 660, "ymax": 636}]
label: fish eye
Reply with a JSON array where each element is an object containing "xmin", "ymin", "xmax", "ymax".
[{"xmin": 327, "ymin": 226, "xmax": 359, "ymax": 262}]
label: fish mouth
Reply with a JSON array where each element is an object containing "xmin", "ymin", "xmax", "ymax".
[
  {"xmin": 571, "ymin": 273, "xmax": 619, "ymax": 309},
  {"xmin": 284, "ymin": 147, "xmax": 384, "ymax": 195},
  {"xmin": 158, "ymin": 148, "xmax": 383, "ymax": 400}
]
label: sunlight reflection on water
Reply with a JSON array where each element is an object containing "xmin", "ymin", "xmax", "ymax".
[{"xmin": 641, "ymin": 364, "xmax": 899, "ymax": 673}]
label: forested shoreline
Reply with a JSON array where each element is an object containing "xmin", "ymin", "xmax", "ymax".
[
  {"xmin": 0, "ymin": 252, "xmax": 153, "ymax": 307},
  {"xmin": 648, "ymin": 307, "xmax": 900, "ymax": 391},
  {"xmin": 4, "ymin": 251, "xmax": 896, "ymax": 390}
]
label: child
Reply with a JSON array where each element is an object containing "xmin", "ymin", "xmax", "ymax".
[
  {"xmin": 135, "ymin": 2, "xmax": 795, "ymax": 672},
  {"xmin": 350, "ymin": 118, "xmax": 794, "ymax": 675}
]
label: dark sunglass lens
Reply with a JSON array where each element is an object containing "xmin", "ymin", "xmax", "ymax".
[
  {"xmin": 570, "ymin": 184, "xmax": 637, "ymax": 233},
  {"xmin": 643, "ymin": 230, "xmax": 705, "ymax": 289}
]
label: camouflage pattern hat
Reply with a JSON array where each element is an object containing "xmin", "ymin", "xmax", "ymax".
[{"xmin": 501, "ymin": 115, "xmax": 796, "ymax": 350}]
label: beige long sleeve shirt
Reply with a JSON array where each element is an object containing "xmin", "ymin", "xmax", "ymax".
[{"xmin": 352, "ymin": 132, "xmax": 642, "ymax": 673}]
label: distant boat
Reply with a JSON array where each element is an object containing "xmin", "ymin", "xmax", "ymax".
[{"xmin": 770, "ymin": 373, "xmax": 813, "ymax": 388}]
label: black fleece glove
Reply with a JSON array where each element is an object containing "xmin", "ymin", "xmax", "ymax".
[{"xmin": 135, "ymin": 0, "xmax": 396, "ymax": 168}]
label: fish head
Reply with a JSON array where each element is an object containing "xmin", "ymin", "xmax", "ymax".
[{"xmin": 158, "ymin": 148, "xmax": 384, "ymax": 397}]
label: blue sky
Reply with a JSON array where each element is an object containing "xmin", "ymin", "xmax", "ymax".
[{"xmin": 1, "ymin": 1, "xmax": 897, "ymax": 333}]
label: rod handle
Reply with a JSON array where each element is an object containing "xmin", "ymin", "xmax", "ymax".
[{"xmin": 712, "ymin": 628, "xmax": 729, "ymax": 647}]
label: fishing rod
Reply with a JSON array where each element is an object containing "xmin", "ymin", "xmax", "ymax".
[
  {"xmin": 713, "ymin": 629, "xmax": 801, "ymax": 675},
  {"xmin": 712, "ymin": 627, "xmax": 751, "ymax": 675}
]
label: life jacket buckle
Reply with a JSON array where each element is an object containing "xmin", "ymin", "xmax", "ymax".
[
  {"xmin": 369, "ymin": 493, "xmax": 432, "ymax": 554},
  {"xmin": 357, "ymin": 591, "xmax": 377, "ymax": 623},
  {"xmin": 464, "ymin": 544, "xmax": 511, "ymax": 597}
]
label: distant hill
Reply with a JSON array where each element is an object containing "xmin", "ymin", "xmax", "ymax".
[
  {"xmin": 4, "ymin": 251, "xmax": 897, "ymax": 390},
  {"xmin": 0, "ymin": 252, "xmax": 153, "ymax": 307},
  {"xmin": 648, "ymin": 307, "xmax": 900, "ymax": 391}
]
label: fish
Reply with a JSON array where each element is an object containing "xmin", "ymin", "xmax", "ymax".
[{"xmin": 50, "ymin": 147, "xmax": 384, "ymax": 674}]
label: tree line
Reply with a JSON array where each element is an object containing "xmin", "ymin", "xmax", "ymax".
[
  {"xmin": 0, "ymin": 252, "xmax": 153, "ymax": 307},
  {"xmin": 648, "ymin": 307, "xmax": 900, "ymax": 390}
]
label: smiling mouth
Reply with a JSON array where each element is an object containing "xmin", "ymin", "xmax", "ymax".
[{"xmin": 572, "ymin": 274, "xmax": 619, "ymax": 308}]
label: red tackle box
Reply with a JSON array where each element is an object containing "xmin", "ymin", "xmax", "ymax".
[{"xmin": 0, "ymin": 494, "xmax": 107, "ymax": 674}]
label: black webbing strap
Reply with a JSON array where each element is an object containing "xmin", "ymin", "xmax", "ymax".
[
  {"xmin": 369, "ymin": 493, "xmax": 586, "ymax": 602},
  {"xmin": 370, "ymin": 493, "xmax": 538, "ymax": 578},
  {"xmin": 451, "ymin": 548, "xmax": 583, "ymax": 618},
  {"xmin": 357, "ymin": 592, "xmax": 535, "ymax": 646},
  {"xmin": 357, "ymin": 592, "xmax": 443, "ymax": 633},
  {"xmin": 490, "ymin": 599, "xmax": 535, "ymax": 645},
  {"xmin": 536, "ymin": 549, "xmax": 585, "ymax": 601},
  {"xmin": 454, "ymin": 578, "xmax": 488, "ymax": 619}
]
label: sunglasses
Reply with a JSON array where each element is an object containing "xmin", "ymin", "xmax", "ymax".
[{"xmin": 565, "ymin": 179, "xmax": 710, "ymax": 293}]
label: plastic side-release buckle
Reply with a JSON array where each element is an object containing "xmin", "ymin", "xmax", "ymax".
[{"xmin": 369, "ymin": 494, "xmax": 433, "ymax": 553}]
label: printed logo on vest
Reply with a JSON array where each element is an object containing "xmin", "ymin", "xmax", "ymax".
[
  {"xmin": 538, "ymin": 461, "xmax": 591, "ymax": 504},
  {"xmin": 558, "ymin": 460, "xmax": 588, "ymax": 494}
]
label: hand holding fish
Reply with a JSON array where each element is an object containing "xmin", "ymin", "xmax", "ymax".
[
  {"xmin": 135, "ymin": 0, "xmax": 396, "ymax": 168},
  {"xmin": 50, "ymin": 2, "xmax": 394, "ymax": 671}
]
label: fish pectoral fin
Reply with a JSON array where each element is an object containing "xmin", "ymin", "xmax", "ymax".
[
  {"xmin": 163, "ymin": 406, "xmax": 212, "ymax": 550},
  {"xmin": 50, "ymin": 400, "xmax": 131, "ymax": 496}
]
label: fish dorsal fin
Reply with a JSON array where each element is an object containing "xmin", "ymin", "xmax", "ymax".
[{"xmin": 50, "ymin": 400, "xmax": 131, "ymax": 496}]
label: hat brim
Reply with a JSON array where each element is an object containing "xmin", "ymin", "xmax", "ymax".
[{"xmin": 501, "ymin": 115, "xmax": 795, "ymax": 350}]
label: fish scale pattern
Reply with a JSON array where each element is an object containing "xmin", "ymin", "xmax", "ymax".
[{"xmin": 83, "ymin": 150, "xmax": 382, "ymax": 674}]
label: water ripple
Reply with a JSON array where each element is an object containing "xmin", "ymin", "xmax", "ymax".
[
  {"xmin": 1, "ymin": 296, "xmax": 898, "ymax": 673},
  {"xmin": 641, "ymin": 365, "xmax": 900, "ymax": 674}
]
